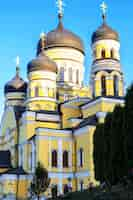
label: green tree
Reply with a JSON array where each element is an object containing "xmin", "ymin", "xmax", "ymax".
[
  {"xmin": 30, "ymin": 162, "xmax": 51, "ymax": 200},
  {"xmin": 125, "ymin": 84, "xmax": 133, "ymax": 169},
  {"xmin": 94, "ymin": 108, "xmax": 127, "ymax": 184},
  {"xmin": 109, "ymin": 106, "xmax": 127, "ymax": 184},
  {"xmin": 103, "ymin": 113, "xmax": 113, "ymax": 183}
]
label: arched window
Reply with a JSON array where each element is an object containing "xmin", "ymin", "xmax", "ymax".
[
  {"xmin": 76, "ymin": 69, "xmax": 79, "ymax": 84},
  {"xmin": 113, "ymin": 75, "xmax": 119, "ymax": 96},
  {"xmin": 101, "ymin": 49, "xmax": 106, "ymax": 58},
  {"xmin": 111, "ymin": 49, "xmax": 114, "ymax": 59},
  {"xmin": 101, "ymin": 76, "xmax": 106, "ymax": 96},
  {"xmin": 69, "ymin": 68, "xmax": 72, "ymax": 82},
  {"xmin": 29, "ymin": 88, "xmax": 31, "ymax": 97},
  {"xmin": 60, "ymin": 67, "xmax": 64, "ymax": 82},
  {"xmin": 63, "ymin": 151, "xmax": 69, "ymax": 168},
  {"xmin": 35, "ymin": 87, "xmax": 39, "ymax": 97},
  {"xmin": 79, "ymin": 148, "xmax": 83, "ymax": 167},
  {"xmin": 52, "ymin": 150, "xmax": 58, "ymax": 167}
]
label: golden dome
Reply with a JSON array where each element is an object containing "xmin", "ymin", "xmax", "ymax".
[
  {"xmin": 27, "ymin": 53, "xmax": 57, "ymax": 73},
  {"xmin": 37, "ymin": 19, "xmax": 85, "ymax": 55},
  {"xmin": 92, "ymin": 22, "xmax": 119, "ymax": 44}
]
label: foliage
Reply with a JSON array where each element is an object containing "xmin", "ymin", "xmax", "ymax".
[
  {"xmin": 125, "ymin": 84, "xmax": 133, "ymax": 169},
  {"xmin": 30, "ymin": 162, "xmax": 50, "ymax": 200},
  {"xmin": 51, "ymin": 185, "xmax": 58, "ymax": 199},
  {"xmin": 94, "ymin": 83, "xmax": 133, "ymax": 185}
]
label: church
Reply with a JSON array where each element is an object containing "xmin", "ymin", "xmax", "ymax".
[{"xmin": 0, "ymin": 1, "xmax": 124, "ymax": 199}]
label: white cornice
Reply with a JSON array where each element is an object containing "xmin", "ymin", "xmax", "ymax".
[
  {"xmin": 36, "ymin": 128, "xmax": 72, "ymax": 135},
  {"xmin": 75, "ymin": 171, "xmax": 90, "ymax": 177},
  {"xmin": 96, "ymin": 112, "xmax": 107, "ymax": 118},
  {"xmin": 25, "ymin": 97, "xmax": 57, "ymax": 104},
  {"xmin": 92, "ymin": 39, "xmax": 120, "ymax": 49},
  {"xmin": 49, "ymin": 172, "xmax": 74, "ymax": 179},
  {"xmin": 81, "ymin": 97, "xmax": 124, "ymax": 110},
  {"xmin": 36, "ymin": 113, "xmax": 60, "ymax": 122}
]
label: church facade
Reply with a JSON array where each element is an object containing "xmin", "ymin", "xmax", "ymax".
[{"xmin": 0, "ymin": 2, "xmax": 124, "ymax": 199}]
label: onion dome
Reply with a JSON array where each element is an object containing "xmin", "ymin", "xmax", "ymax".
[
  {"xmin": 27, "ymin": 53, "xmax": 57, "ymax": 74},
  {"xmin": 4, "ymin": 67, "xmax": 27, "ymax": 95},
  {"xmin": 37, "ymin": 16, "xmax": 85, "ymax": 55},
  {"xmin": 91, "ymin": 22, "xmax": 119, "ymax": 44},
  {"xmin": 91, "ymin": 3, "xmax": 119, "ymax": 44}
]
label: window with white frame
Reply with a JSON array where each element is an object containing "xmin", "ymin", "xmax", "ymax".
[
  {"xmin": 52, "ymin": 150, "xmax": 58, "ymax": 167},
  {"xmin": 69, "ymin": 67, "xmax": 72, "ymax": 82},
  {"xmin": 60, "ymin": 67, "xmax": 64, "ymax": 82},
  {"xmin": 63, "ymin": 150, "xmax": 69, "ymax": 168},
  {"xmin": 35, "ymin": 86, "xmax": 39, "ymax": 97},
  {"xmin": 77, "ymin": 148, "xmax": 84, "ymax": 167},
  {"xmin": 76, "ymin": 69, "xmax": 79, "ymax": 84}
]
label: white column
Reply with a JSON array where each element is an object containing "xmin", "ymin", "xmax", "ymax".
[
  {"xmin": 58, "ymin": 140, "xmax": 63, "ymax": 170},
  {"xmin": 58, "ymin": 139, "xmax": 63, "ymax": 194}
]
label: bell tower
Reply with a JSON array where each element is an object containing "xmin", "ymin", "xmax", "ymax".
[{"xmin": 90, "ymin": 2, "xmax": 124, "ymax": 98}]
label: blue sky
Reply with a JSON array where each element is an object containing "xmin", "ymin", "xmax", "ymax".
[{"xmin": 0, "ymin": 0, "xmax": 132, "ymax": 112}]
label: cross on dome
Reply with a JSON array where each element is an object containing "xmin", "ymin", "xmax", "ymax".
[
  {"xmin": 100, "ymin": 1, "xmax": 107, "ymax": 16},
  {"xmin": 16, "ymin": 56, "xmax": 20, "ymax": 76},
  {"xmin": 100, "ymin": 1, "xmax": 108, "ymax": 22},
  {"xmin": 56, "ymin": 0, "xmax": 65, "ymax": 18},
  {"xmin": 16, "ymin": 56, "xmax": 20, "ymax": 66}
]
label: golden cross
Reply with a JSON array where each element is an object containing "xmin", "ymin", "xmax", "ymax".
[
  {"xmin": 16, "ymin": 56, "xmax": 20, "ymax": 75},
  {"xmin": 16, "ymin": 56, "xmax": 20, "ymax": 66},
  {"xmin": 56, "ymin": 0, "xmax": 65, "ymax": 17},
  {"xmin": 100, "ymin": 1, "xmax": 107, "ymax": 16}
]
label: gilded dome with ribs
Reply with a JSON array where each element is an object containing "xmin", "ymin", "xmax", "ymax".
[
  {"xmin": 37, "ymin": 20, "xmax": 85, "ymax": 55},
  {"xmin": 27, "ymin": 53, "xmax": 57, "ymax": 74},
  {"xmin": 92, "ymin": 22, "xmax": 119, "ymax": 44}
]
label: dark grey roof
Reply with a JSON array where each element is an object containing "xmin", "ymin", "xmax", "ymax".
[
  {"xmin": 36, "ymin": 110, "xmax": 59, "ymax": 115},
  {"xmin": 4, "ymin": 74, "xmax": 27, "ymax": 94},
  {"xmin": 6, "ymin": 167, "xmax": 27, "ymax": 175},
  {"xmin": 0, "ymin": 151, "xmax": 11, "ymax": 168},
  {"xmin": 75, "ymin": 115, "xmax": 97, "ymax": 130},
  {"xmin": 14, "ymin": 106, "xmax": 26, "ymax": 121},
  {"xmin": 0, "ymin": 167, "xmax": 27, "ymax": 175}
]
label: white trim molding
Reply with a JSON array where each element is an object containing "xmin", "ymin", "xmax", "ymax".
[
  {"xmin": 96, "ymin": 112, "xmax": 107, "ymax": 119},
  {"xmin": 36, "ymin": 113, "xmax": 60, "ymax": 122},
  {"xmin": 36, "ymin": 128, "xmax": 72, "ymax": 135},
  {"xmin": 81, "ymin": 97, "xmax": 124, "ymax": 110},
  {"xmin": 75, "ymin": 171, "xmax": 89, "ymax": 178}
]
